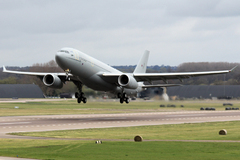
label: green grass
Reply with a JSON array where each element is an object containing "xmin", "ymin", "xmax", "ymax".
[
  {"xmin": 0, "ymin": 139, "xmax": 240, "ymax": 160},
  {"xmin": 11, "ymin": 121, "xmax": 240, "ymax": 141},
  {"xmin": 0, "ymin": 99, "xmax": 240, "ymax": 116},
  {"xmin": 2, "ymin": 100, "xmax": 240, "ymax": 159}
]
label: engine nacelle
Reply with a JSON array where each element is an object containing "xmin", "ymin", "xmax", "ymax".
[
  {"xmin": 118, "ymin": 74, "xmax": 138, "ymax": 89},
  {"xmin": 43, "ymin": 74, "xmax": 63, "ymax": 89}
]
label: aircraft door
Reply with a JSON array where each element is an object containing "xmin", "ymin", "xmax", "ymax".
[{"xmin": 74, "ymin": 51, "xmax": 80, "ymax": 60}]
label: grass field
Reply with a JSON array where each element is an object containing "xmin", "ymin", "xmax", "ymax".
[
  {"xmin": 1, "ymin": 139, "xmax": 240, "ymax": 160},
  {"xmin": 0, "ymin": 99, "xmax": 239, "ymax": 116},
  {"xmin": 9, "ymin": 121, "xmax": 240, "ymax": 141},
  {"xmin": 1, "ymin": 99, "xmax": 240, "ymax": 159}
]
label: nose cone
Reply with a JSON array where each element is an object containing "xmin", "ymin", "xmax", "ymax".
[
  {"xmin": 55, "ymin": 52, "xmax": 67, "ymax": 70},
  {"xmin": 55, "ymin": 52, "xmax": 63, "ymax": 64}
]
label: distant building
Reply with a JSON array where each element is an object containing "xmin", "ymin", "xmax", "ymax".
[
  {"xmin": 60, "ymin": 93, "xmax": 73, "ymax": 98},
  {"xmin": 0, "ymin": 84, "xmax": 44, "ymax": 98},
  {"xmin": 167, "ymin": 85, "xmax": 240, "ymax": 99}
]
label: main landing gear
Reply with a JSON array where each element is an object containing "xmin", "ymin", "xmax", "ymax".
[
  {"xmin": 73, "ymin": 81, "xmax": 87, "ymax": 104},
  {"xmin": 75, "ymin": 92, "xmax": 87, "ymax": 103},
  {"xmin": 118, "ymin": 93, "xmax": 130, "ymax": 104}
]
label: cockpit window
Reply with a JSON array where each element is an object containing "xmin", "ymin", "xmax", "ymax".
[{"xmin": 58, "ymin": 50, "xmax": 69, "ymax": 54}]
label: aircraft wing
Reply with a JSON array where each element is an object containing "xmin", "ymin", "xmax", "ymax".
[
  {"xmin": 2, "ymin": 66, "xmax": 70, "ymax": 77},
  {"xmin": 142, "ymin": 84, "xmax": 182, "ymax": 88},
  {"xmin": 133, "ymin": 69, "xmax": 233, "ymax": 82},
  {"xmin": 101, "ymin": 66, "xmax": 237, "ymax": 83}
]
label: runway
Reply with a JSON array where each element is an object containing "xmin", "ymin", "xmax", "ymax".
[{"xmin": 1, "ymin": 110, "xmax": 240, "ymax": 139}]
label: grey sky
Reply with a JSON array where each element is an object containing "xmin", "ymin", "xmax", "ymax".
[{"xmin": 1, "ymin": 0, "xmax": 240, "ymax": 67}]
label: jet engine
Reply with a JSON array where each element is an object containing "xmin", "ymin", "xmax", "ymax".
[
  {"xmin": 118, "ymin": 74, "xmax": 138, "ymax": 89},
  {"xmin": 43, "ymin": 74, "xmax": 63, "ymax": 89}
]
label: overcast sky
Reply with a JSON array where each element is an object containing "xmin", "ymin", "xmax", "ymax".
[{"xmin": 1, "ymin": 0, "xmax": 240, "ymax": 67}]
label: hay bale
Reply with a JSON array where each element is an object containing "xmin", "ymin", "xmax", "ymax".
[
  {"xmin": 134, "ymin": 135, "xmax": 143, "ymax": 142},
  {"xmin": 95, "ymin": 140, "xmax": 102, "ymax": 144},
  {"xmin": 219, "ymin": 129, "xmax": 227, "ymax": 135}
]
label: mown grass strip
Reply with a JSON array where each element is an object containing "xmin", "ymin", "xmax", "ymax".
[
  {"xmin": 11, "ymin": 121, "xmax": 240, "ymax": 141},
  {"xmin": 1, "ymin": 100, "xmax": 240, "ymax": 116},
  {"xmin": 0, "ymin": 139, "xmax": 240, "ymax": 160}
]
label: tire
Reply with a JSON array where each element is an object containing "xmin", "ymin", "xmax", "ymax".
[
  {"xmin": 75, "ymin": 92, "xmax": 79, "ymax": 98},
  {"xmin": 77, "ymin": 98, "xmax": 81, "ymax": 103},
  {"xmin": 83, "ymin": 97, "xmax": 87, "ymax": 103},
  {"xmin": 120, "ymin": 98, "xmax": 124, "ymax": 104},
  {"xmin": 125, "ymin": 98, "xmax": 130, "ymax": 104}
]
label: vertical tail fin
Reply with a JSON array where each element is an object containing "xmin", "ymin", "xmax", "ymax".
[{"xmin": 133, "ymin": 50, "xmax": 149, "ymax": 73}]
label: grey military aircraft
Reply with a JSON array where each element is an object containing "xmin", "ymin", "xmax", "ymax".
[{"xmin": 3, "ymin": 48, "xmax": 236, "ymax": 104}]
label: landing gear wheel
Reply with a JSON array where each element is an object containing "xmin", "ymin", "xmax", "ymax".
[
  {"xmin": 73, "ymin": 81, "xmax": 87, "ymax": 104},
  {"xmin": 77, "ymin": 98, "xmax": 81, "ymax": 103},
  {"xmin": 75, "ymin": 92, "xmax": 79, "ymax": 98},
  {"xmin": 82, "ymin": 97, "xmax": 87, "ymax": 103},
  {"xmin": 119, "ymin": 91, "xmax": 130, "ymax": 104},
  {"xmin": 120, "ymin": 98, "xmax": 124, "ymax": 104},
  {"xmin": 125, "ymin": 98, "xmax": 130, "ymax": 104}
]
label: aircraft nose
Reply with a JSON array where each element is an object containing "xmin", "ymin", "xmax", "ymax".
[
  {"xmin": 55, "ymin": 52, "xmax": 66, "ymax": 69},
  {"xmin": 55, "ymin": 52, "xmax": 63, "ymax": 63}
]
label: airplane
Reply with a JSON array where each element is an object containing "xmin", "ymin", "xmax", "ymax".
[{"xmin": 2, "ymin": 48, "xmax": 237, "ymax": 104}]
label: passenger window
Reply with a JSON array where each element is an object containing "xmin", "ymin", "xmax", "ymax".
[{"xmin": 59, "ymin": 50, "xmax": 69, "ymax": 54}]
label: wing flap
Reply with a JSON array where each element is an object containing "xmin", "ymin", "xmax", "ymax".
[{"xmin": 142, "ymin": 84, "xmax": 182, "ymax": 88}]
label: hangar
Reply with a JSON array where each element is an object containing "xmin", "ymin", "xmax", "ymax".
[
  {"xmin": 0, "ymin": 84, "xmax": 44, "ymax": 98},
  {"xmin": 166, "ymin": 85, "xmax": 240, "ymax": 99}
]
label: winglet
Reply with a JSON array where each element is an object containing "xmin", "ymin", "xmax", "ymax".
[
  {"xmin": 2, "ymin": 66, "xmax": 6, "ymax": 72},
  {"xmin": 230, "ymin": 65, "xmax": 238, "ymax": 72}
]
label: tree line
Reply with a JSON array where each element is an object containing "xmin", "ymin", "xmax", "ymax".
[
  {"xmin": 0, "ymin": 60, "xmax": 239, "ymax": 96},
  {"xmin": 177, "ymin": 62, "xmax": 240, "ymax": 85}
]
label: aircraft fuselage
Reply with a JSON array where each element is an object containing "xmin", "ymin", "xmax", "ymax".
[{"xmin": 55, "ymin": 48, "xmax": 143, "ymax": 96}]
